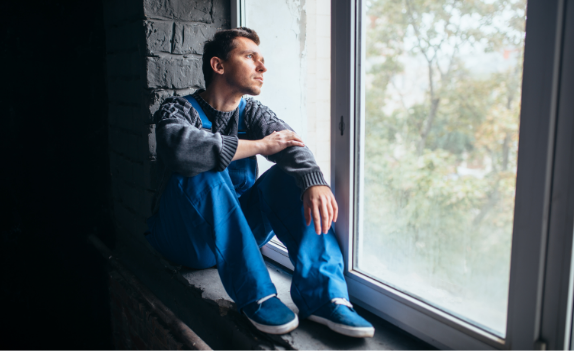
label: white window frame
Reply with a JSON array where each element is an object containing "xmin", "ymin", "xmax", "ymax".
[
  {"xmin": 233, "ymin": 0, "xmax": 574, "ymax": 348},
  {"xmin": 332, "ymin": 0, "xmax": 574, "ymax": 349}
]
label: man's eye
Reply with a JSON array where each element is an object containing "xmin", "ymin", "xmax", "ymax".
[{"xmin": 246, "ymin": 54, "xmax": 252, "ymax": 58}]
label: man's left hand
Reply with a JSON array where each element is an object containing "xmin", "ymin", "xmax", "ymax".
[{"xmin": 303, "ymin": 186, "xmax": 338, "ymax": 235}]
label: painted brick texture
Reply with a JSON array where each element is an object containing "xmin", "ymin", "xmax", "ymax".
[
  {"xmin": 103, "ymin": 0, "xmax": 230, "ymax": 238},
  {"xmin": 109, "ymin": 270, "xmax": 185, "ymax": 350}
]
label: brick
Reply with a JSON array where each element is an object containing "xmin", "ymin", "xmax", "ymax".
[
  {"xmin": 104, "ymin": 0, "xmax": 142, "ymax": 28},
  {"xmin": 151, "ymin": 333, "xmax": 168, "ymax": 350},
  {"xmin": 114, "ymin": 202, "xmax": 136, "ymax": 234},
  {"xmin": 108, "ymin": 78, "xmax": 143, "ymax": 105},
  {"xmin": 212, "ymin": 0, "xmax": 231, "ymax": 29},
  {"xmin": 109, "ymin": 127, "xmax": 123, "ymax": 154},
  {"xmin": 142, "ymin": 159, "xmax": 160, "ymax": 190},
  {"xmin": 106, "ymin": 52, "xmax": 132, "ymax": 79},
  {"xmin": 145, "ymin": 89, "xmax": 174, "ymax": 122},
  {"xmin": 146, "ymin": 56, "xmax": 204, "ymax": 89},
  {"xmin": 144, "ymin": 0, "xmax": 212, "ymax": 23},
  {"xmin": 134, "ymin": 216, "xmax": 149, "ymax": 235},
  {"xmin": 145, "ymin": 20, "xmax": 173, "ymax": 55},
  {"xmin": 120, "ymin": 182, "xmax": 138, "ymax": 211},
  {"xmin": 131, "ymin": 50, "xmax": 144, "ymax": 78},
  {"xmin": 130, "ymin": 331, "xmax": 147, "ymax": 350},
  {"xmin": 103, "ymin": 0, "xmax": 125, "ymax": 28},
  {"xmin": 135, "ymin": 189, "xmax": 155, "ymax": 218},
  {"xmin": 173, "ymin": 23, "xmax": 216, "ymax": 55},
  {"xmin": 173, "ymin": 87, "xmax": 196, "ymax": 97},
  {"xmin": 118, "ymin": 156, "xmax": 135, "ymax": 184},
  {"xmin": 111, "ymin": 176, "xmax": 122, "ymax": 204},
  {"xmin": 108, "ymin": 104, "xmax": 135, "ymax": 130},
  {"xmin": 124, "ymin": 132, "xmax": 141, "ymax": 162},
  {"xmin": 105, "ymin": 23, "xmax": 140, "ymax": 53},
  {"xmin": 147, "ymin": 124, "xmax": 156, "ymax": 160}
]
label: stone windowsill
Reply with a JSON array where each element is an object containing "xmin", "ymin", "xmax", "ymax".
[{"xmin": 103, "ymin": 233, "xmax": 433, "ymax": 350}]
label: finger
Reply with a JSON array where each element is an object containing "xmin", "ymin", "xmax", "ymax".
[
  {"xmin": 321, "ymin": 199, "xmax": 330, "ymax": 234},
  {"xmin": 312, "ymin": 204, "xmax": 321, "ymax": 235},
  {"xmin": 287, "ymin": 131, "xmax": 304, "ymax": 143},
  {"xmin": 332, "ymin": 197, "xmax": 339, "ymax": 222},
  {"xmin": 304, "ymin": 203, "xmax": 311, "ymax": 226},
  {"xmin": 288, "ymin": 141, "xmax": 305, "ymax": 147},
  {"xmin": 327, "ymin": 199, "xmax": 334, "ymax": 229}
]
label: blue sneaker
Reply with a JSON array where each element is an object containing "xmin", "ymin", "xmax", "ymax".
[
  {"xmin": 243, "ymin": 295, "xmax": 299, "ymax": 334},
  {"xmin": 308, "ymin": 298, "xmax": 375, "ymax": 338}
]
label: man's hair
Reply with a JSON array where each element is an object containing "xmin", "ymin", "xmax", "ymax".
[{"xmin": 202, "ymin": 27, "xmax": 260, "ymax": 88}]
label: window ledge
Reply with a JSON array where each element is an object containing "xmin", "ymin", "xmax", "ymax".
[{"xmin": 99, "ymin": 233, "xmax": 432, "ymax": 350}]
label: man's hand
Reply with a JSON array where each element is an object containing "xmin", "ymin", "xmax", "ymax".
[
  {"xmin": 260, "ymin": 130, "xmax": 305, "ymax": 156},
  {"xmin": 233, "ymin": 130, "xmax": 305, "ymax": 161},
  {"xmin": 303, "ymin": 185, "xmax": 338, "ymax": 235}
]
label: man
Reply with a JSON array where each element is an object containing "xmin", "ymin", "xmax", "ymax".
[{"xmin": 146, "ymin": 27, "xmax": 374, "ymax": 338}]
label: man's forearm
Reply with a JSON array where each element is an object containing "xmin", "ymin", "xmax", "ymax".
[
  {"xmin": 232, "ymin": 139, "xmax": 263, "ymax": 161},
  {"xmin": 231, "ymin": 130, "xmax": 305, "ymax": 161}
]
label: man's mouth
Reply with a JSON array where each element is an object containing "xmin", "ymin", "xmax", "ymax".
[{"xmin": 254, "ymin": 77, "xmax": 264, "ymax": 83}]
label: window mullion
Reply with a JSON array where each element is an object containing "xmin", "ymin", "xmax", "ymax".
[
  {"xmin": 505, "ymin": 0, "xmax": 566, "ymax": 348},
  {"xmin": 539, "ymin": 0, "xmax": 574, "ymax": 349}
]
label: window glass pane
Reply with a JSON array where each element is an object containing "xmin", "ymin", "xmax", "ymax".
[
  {"xmin": 244, "ymin": 0, "xmax": 331, "ymax": 248},
  {"xmin": 244, "ymin": 0, "xmax": 331, "ymax": 183},
  {"xmin": 355, "ymin": 0, "xmax": 526, "ymax": 336}
]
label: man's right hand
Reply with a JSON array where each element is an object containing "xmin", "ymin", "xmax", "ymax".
[
  {"xmin": 232, "ymin": 130, "xmax": 305, "ymax": 161},
  {"xmin": 259, "ymin": 130, "xmax": 305, "ymax": 156}
]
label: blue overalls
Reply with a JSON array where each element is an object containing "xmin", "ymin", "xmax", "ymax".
[{"xmin": 145, "ymin": 96, "xmax": 349, "ymax": 318}]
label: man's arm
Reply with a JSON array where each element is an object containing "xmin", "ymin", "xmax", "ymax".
[
  {"xmin": 231, "ymin": 130, "xmax": 305, "ymax": 161},
  {"xmin": 244, "ymin": 99, "xmax": 337, "ymax": 234},
  {"xmin": 155, "ymin": 97, "xmax": 238, "ymax": 177},
  {"xmin": 233, "ymin": 130, "xmax": 337, "ymax": 234}
]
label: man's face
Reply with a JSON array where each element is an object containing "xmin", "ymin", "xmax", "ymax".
[{"xmin": 223, "ymin": 36, "xmax": 267, "ymax": 95}]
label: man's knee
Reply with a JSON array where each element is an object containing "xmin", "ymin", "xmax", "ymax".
[{"xmin": 262, "ymin": 166, "xmax": 299, "ymax": 190}]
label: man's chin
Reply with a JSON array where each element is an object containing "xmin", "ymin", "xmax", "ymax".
[{"xmin": 243, "ymin": 85, "xmax": 262, "ymax": 96}]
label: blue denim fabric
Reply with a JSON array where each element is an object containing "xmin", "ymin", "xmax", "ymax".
[{"xmin": 146, "ymin": 160, "xmax": 349, "ymax": 318}]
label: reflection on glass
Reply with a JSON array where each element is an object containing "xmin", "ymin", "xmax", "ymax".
[{"xmin": 356, "ymin": 0, "xmax": 526, "ymax": 336}]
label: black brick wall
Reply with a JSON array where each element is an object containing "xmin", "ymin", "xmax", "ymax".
[
  {"xmin": 0, "ymin": 0, "xmax": 230, "ymax": 348},
  {"xmin": 103, "ymin": 0, "xmax": 230, "ymax": 241}
]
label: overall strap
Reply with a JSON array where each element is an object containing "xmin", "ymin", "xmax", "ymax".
[
  {"xmin": 184, "ymin": 95, "xmax": 246, "ymax": 136},
  {"xmin": 237, "ymin": 98, "xmax": 247, "ymax": 136},
  {"xmin": 184, "ymin": 95, "xmax": 211, "ymax": 129}
]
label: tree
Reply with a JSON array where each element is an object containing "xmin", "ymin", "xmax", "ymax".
[{"xmin": 360, "ymin": 0, "xmax": 526, "ymax": 333}]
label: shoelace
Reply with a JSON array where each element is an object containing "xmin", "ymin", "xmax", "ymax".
[{"xmin": 331, "ymin": 297, "xmax": 353, "ymax": 308}]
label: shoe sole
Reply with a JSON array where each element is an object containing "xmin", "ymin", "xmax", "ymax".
[
  {"xmin": 308, "ymin": 315, "xmax": 375, "ymax": 338},
  {"xmin": 246, "ymin": 314, "xmax": 299, "ymax": 335}
]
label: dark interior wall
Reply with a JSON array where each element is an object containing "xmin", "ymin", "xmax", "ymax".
[
  {"xmin": 103, "ymin": 0, "xmax": 230, "ymax": 245},
  {"xmin": 0, "ymin": 0, "xmax": 113, "ymax": 348}
]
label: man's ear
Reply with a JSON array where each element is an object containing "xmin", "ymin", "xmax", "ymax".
[{"xmin": 210, "ymin": 57, "xmax": 224, "ymax": 76}]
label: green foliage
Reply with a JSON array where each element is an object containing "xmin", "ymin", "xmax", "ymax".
[{"xmin": 360, "ymin": 0, "xmax": 526, "ymax": 332}]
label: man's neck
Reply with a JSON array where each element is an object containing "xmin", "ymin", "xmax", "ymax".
[{"xmin": 199, "ymin": 83, "xmax": 243, "ymax": 112}]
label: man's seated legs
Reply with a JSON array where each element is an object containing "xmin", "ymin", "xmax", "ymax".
[
  {"xmin": 146, "ymin": 170, "xmax": 278, "ymax": 311},
  {"xmin": 239, "ymin": 166, "xmax": 374, "ymax": 337}
]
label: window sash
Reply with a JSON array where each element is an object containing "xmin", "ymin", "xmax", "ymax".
[
  {"xmin": 232, "ymin": 0, "xmax": 574, "ymax": 348},
  {"xmin": 331, "ymin": 0, "xmax": 574, "ymax": 349}
]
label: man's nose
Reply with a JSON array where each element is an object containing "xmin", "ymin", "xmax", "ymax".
[{"xmin": 257, "ymin": 61, "xmax": 267, "ymax": 73}]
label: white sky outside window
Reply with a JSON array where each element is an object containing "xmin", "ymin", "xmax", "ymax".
[{"xmin": 244, "ymin": 0, "xmax": 331, "ymax": 183}]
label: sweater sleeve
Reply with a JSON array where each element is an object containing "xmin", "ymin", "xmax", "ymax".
[
  {"xmin": 245, "ymin": 99, "xmax": 329, "ymax": 195},
  {"xmin": 154, "ymin": 97, "xmax": 238, "ymax": 177}
]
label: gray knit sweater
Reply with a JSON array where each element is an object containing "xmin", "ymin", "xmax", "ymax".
[{"xmin": 151, "ymin": 90, "xmax": 328, "ymax": 213}]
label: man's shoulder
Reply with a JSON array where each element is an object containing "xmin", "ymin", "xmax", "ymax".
[
  {"xmin": 244, "ymin": 97, "xmax": 276, "ymax": 118},
  {"xmin": 154, "ymin": 95, "xmax": 198, "ymax": 124}
]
